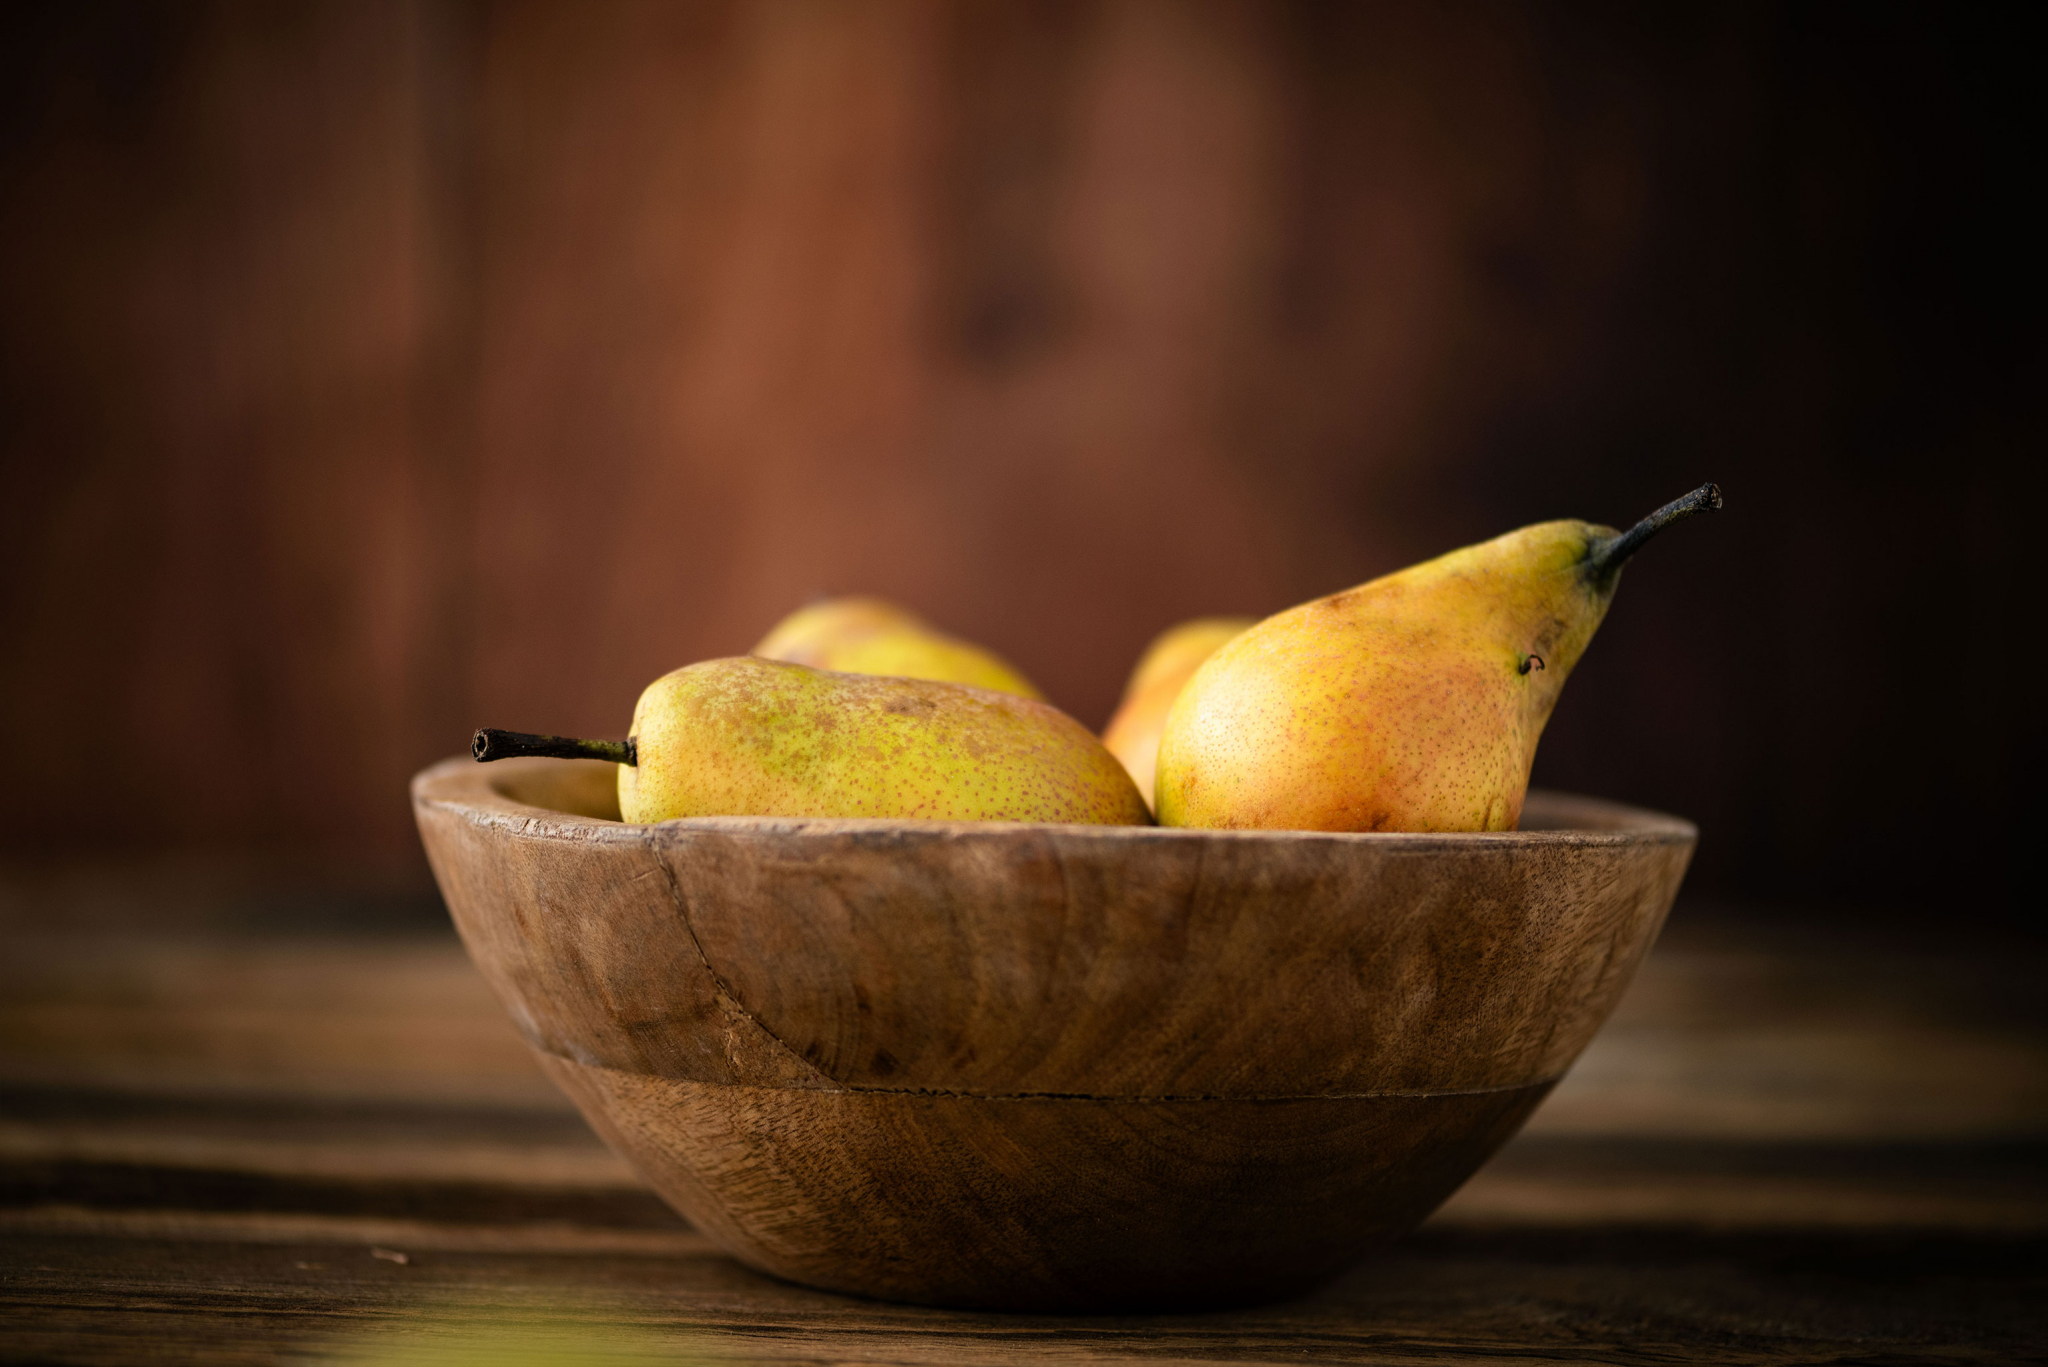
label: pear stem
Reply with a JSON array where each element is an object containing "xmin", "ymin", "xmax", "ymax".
[
  {"xmin": 472, "ymin": 728, "xmax": 637, "ymax": 766},
  {"xmin": 1587, "ymin": 482, "xmax": 1723, "ymax": 578}
]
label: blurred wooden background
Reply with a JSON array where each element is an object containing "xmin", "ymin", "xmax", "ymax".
[{"xmin": 0, "ymin": 1, "xmax": 2039, "ymax": 922}]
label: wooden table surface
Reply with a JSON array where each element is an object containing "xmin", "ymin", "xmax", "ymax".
[{"xmin": 2, "ymin": 874, "xmax": 2043, "ymax": 1365}]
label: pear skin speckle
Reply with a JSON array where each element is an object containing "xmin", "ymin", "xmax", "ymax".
[
  {"xmin": 618, "ymin": 658, "xmax": 1150, "ymax": 826},
  {"xmin": 1155, "ymin": 519, "xmax": 1623, "ymax": 833}
]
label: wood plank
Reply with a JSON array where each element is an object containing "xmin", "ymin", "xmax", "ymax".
[
  {"xmin": 0, "ymin": 931, "xmax": 558, "ymax": 1107},
  {"xmin": 0, "ymin": 1087, "xmax": 629, "ymax": 1189},
  {"xmin": 6, "ymin": 1222, "xmax": 2043, "ymax": 1365},
  {"xmin": 1532, "ymin": 914, "xmax": 2048, "ymax": 1140},
  {"xmin": 5, "ymin": 1080, "xmax": 2045, "ymax": 1362},
  {"xmin": 1441, "ymin": 1136, "xmax": 2048, "ymax": 1232}
]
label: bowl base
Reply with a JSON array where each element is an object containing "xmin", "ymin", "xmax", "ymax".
[{"xmin": 540, "ymin": 1053, "xmax": 1550, "ymax": 1312}]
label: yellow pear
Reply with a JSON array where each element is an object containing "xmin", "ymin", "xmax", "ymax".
[
  {"xmin": 1156, "ymin": 485, "xmax": 1720, "ymax": 832},
  {"xmin": 753, "ymin": 596, "xmax": 1043, "ymax": 700},
  {"xmin": 474, "ymin": 658, "xmax": 1148, "ymax": 825},
  {"xmin": 1101, "ymin": 617, "xmax": 1255, "ymax": 810}
]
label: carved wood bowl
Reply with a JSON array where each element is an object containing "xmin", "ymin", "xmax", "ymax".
[{"xmin": 412, "ymin": 756, "xmax": 1694, "ymax": 1311}]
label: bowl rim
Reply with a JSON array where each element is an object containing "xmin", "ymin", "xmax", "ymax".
[{"xmin": 412, "ymin": 756, "xmax": 1697, "ymax": 851}]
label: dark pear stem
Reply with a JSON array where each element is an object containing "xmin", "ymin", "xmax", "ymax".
[
  {"xmin": 1587, "ymin": 482, "xmax": 1723, "ymax": 579},
  {"xmin": 472, "ymin": 728, "xmax": 637, "ymax": 766}
]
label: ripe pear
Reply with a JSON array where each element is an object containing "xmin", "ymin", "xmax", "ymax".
[
  {"xmin": 1101, "ymin": 617, "xmax": 1255, "ymax": 810},
  {"xmin": 753, "ymin": 596, "xmax": 1044, "ymax": 700},
  {"xmin": 1156, "ymin": 485, "xmax": 1720, "ymax": 833},
  {"xmin": 475, "ymin": 657, "xmax": 1149, "ymax": 825}
]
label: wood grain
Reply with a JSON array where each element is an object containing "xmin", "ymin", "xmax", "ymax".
[
  {"xmin": 6, "ymin": 1183, "xmax": 2044, "ymax": 1366},
  {"xmin": 545, "ymin": 1059, "xmax": 1549, "ymax": 1310},
  {"xmin": 412, "ymin": 756, "xmax": 1694, "ymax": 1308},
  {"xmin": 3, "ymin": 914, "xmax": 2045, "ymax": 1363}
]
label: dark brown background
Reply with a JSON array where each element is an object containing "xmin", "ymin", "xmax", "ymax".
[{"xmin": 1, "ymin": 1, "xmax": 2039, "ymax": 925}]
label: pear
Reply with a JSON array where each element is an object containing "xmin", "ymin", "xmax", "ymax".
[
  {"xmin": 474, "ymin": 657, "xmax": 1149, "ymax": 826},
  {"xmin": 753, "ymin": 596, "xmax": 1044, "ymax": 700},
  {"xmin": 1156, "ymin": 485, "xmax": 1720, "ymax": 833},
  {"xmin": 1101, "ymin": 617, "xmax": 1255, "ymax": 810}
]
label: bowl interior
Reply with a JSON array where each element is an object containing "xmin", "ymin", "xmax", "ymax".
[{"xmin": 493, "ymin": 757, "xmax": 624, "ymax": 821}]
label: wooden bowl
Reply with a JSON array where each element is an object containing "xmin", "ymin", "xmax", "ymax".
[{"xmin": 413, "ymin": 757, "xmax": 1694, "ymax": 1311}]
